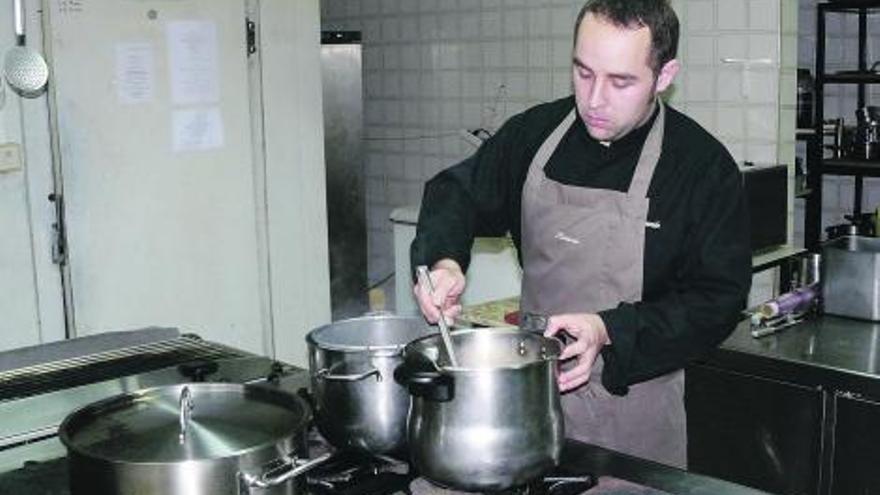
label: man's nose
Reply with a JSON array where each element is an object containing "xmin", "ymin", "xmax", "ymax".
[{"xmin": 588, "ymin": 79, "xmax": 607, "ymax": 108}]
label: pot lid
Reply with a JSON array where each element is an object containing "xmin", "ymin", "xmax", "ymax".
[{"xmin": 60, "ymin": 383, "xmax": 309, "ymax": 463}]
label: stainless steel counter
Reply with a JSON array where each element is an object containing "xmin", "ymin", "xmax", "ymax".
[
  {"xmin": 563, "ymin": 441, "xmax": 770, "ymax": 494},
  {"xmin": 710, "ymin": 315, "xmax": 880, "ymax": 398}
]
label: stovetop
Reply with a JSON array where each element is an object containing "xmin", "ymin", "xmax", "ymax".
[
  {"xmin": 0, "ymin": 440, "xmax": 666, "ymax": 495},
  {"xmin": 0, "ymin": 397, "xmax": 673, "ymax": 495},
  {"xmin": 0, "ymin": 391, "xmax": 667, "ymax": 495},
  {"xmin": 0, "ymin": 330, "xmax": 675, "ymax": 495}
]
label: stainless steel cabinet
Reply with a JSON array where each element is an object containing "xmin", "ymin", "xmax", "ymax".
[
  {"xmin": 688, "ymin": 362, "xmax": 880, "ymax": 495},
  {"xmin": 830, "ymin": 393, "xmax": 880, "ymax": 495},
  {"xmin": 686, "ymin": 363, "xmax": 823, "ymax": 495}
]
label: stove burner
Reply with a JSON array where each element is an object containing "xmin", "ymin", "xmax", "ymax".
[
  {"xmin": 305, "ymin": 451, "xmax": 415, "ymax": 495},
  {"xmin": 299, "ymin": 404, "xmax": 595, "ymax": 495},
  {"xmin": 541, "ymin": 476, "xmax": 597, "ymax": 495},
  {"xmin": 408, "ymin": 474, "xmax": 596, "ymax": 495}
]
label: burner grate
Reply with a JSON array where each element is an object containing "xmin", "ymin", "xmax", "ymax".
[
  {"xmin": 0, "ymin": 335, "xmax": 249, "ymax": 401},
  {"xmin": 305, "ymin": 450, "xmax": 414, "ymax": 495},
  {"xmin": 301, "ymin": 425, "xmax": 596, "ymax": 495},
  {"xmin": 407, "ymin": 474, "xmax": 596, "ymax": 495}
]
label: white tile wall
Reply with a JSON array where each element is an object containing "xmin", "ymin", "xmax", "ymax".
[{"xmin": 322, "ymin": 0, "xmax": 794, "ymax": 306}]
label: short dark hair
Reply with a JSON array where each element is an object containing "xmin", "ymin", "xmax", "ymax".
[{"xmin": 574, "ymin": 0, "xmax": 680, "ymax": 74}]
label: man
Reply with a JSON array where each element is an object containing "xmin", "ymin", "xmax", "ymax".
[{"xmin": 410, "ymin": 0, "xmax": 751, "ymax": 469}]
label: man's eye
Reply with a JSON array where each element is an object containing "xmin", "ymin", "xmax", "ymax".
[
  {"xmin": 578, "ymin": 70, "xmax": 593, "ymax": 80},
  {"xmin": 611, "ymin": 79, "xmax": 633, "ymax": 89}
]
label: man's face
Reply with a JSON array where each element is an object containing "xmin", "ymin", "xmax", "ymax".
[{"xmin": 572, "ymin": 13, "xmax": 677, "ymax": 143}]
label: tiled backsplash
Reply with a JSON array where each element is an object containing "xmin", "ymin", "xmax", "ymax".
[{"xmin": 322, "ymin": 0, "xmax": 796, "ymax": 307}]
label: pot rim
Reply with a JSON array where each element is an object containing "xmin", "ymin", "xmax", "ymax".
[
  {"xmin": 306, "ymin": 314, "xmax": 428, "ymax": 355},
  {"xmin": 59, "ymin": 383, "xmax": 310, "ymax": 465},
  {"xmin": 404, "ymin": 327, "xmax": 563, "ymax": 372}
]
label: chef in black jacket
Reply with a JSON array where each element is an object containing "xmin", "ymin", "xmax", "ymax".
[{"xmin": 411, "ymin": 0, "xmax": 751, "ymax": 468}]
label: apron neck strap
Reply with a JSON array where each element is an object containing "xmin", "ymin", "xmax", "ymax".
[
  {"xmin": 533, "ymin": 109, "xmax": 577, "ymax": 169},
  {"xmin": 626, "ymin": 99, "xmax": 666, "ymax": 198}
]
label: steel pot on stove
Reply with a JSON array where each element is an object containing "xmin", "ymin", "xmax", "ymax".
[
  {"xmin": 59, "ymin": 382, "xmax": 328, "ymax": 495},
  {"xmin": 394, "ymin": 327, "xmax": 565, "ymax": 492},
  {"xmin": 306, "ymin": 314, "xmax": 433, "ymax": 454}
]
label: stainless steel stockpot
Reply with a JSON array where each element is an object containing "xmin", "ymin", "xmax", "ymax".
[
  {"xmin": 306, "ymin": 314, "xmax": 433, "ymax": 454},
  {"xmin": 395, "ymin": 327, "xmax": 565, "ymax": 492},
  {"xmin": 59, "ymin": 383, "xmax": 328, "ymax": 495}
]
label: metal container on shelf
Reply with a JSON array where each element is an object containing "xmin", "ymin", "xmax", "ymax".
[
  {"xmin": 852, "ymin": 107, "xmax": 880, "ymax": 160},
  {"xmin": 822, "ymin": 235, "xmax": 880, "ymax": 321}
]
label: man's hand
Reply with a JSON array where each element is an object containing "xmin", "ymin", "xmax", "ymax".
[
  {"xmin": 544, "ymin": 313, "xmax": 610, "ymax": 392},
  {"xmin": 413, "ymin": 258, "xmax": 466, "ymax": 324}
]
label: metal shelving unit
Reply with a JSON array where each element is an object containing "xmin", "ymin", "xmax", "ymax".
[{"xmin": 807, "ymin": 1, "xmax": 880, "ymax": 250}]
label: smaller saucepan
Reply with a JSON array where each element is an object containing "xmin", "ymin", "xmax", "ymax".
[{"xmin": 306, "ymin": 314, "xmax": 433, "ymax": 455}]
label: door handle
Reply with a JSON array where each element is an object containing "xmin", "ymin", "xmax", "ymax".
[{"xmin": 48, "ymin": 193, "xmax": 67, "ymax": 265}]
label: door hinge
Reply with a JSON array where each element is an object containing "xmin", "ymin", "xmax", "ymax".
[
  {"xmin": 48, "ymin": 193, "xmax": 67, "ymax": 266},
  {"xmin": 246, "ymin": 18, "xmax": 256, "ymax": 56}
]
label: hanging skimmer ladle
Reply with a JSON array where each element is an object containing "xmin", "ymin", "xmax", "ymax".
[{"xmin": 4, "ymin": 0, "xmax": 48, "ymax": 97}]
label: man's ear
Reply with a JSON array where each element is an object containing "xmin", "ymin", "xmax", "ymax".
[{"xmin": 655, "ymin": 59, "xmax": 680, "ymax": 93}]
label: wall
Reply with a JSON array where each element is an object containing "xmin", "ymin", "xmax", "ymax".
[
  {"xmin": 320, "ymin": 0, "xmax": 797, "ymax": 308},
  {"xmin": 0, "ymin": 0, "xmax": 330, "ymax": 365},
  {"xmin": 320, "ymin": 0, "xmax": 582, "ymax": 293},
  {"xmin": 0, "ymin": 0, "xmax": 64, "ymax": 351}
]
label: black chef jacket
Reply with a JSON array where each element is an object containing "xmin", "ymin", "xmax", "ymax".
[{"xmin": 411, "ymin": 95, "xmax": 752, "ymax": 395}]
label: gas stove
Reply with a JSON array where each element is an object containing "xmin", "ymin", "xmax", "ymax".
[
  {"xmin": 0, "ymin": 430, "xmax": 651, "ymax": 495},
  {"xmin": 0, "ymin": 329, "xmax": 676, "ymax": 495}
]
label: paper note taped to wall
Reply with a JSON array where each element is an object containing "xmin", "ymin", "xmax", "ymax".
[
  {"xmin": 115, "ymin": 43, "xmax": 155, "ymax": 104},
  {"xmin": 172, "ymin": 107, "xmax": 224, "ymax": 152},
  {"xmin": 167, "ymin": 20, "xmax": 220, "ymax": 105}
]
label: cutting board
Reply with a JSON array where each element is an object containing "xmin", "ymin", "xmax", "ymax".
[{"xmin": 456, "ymin": 296, "xmax": 520, "ymax": 328}]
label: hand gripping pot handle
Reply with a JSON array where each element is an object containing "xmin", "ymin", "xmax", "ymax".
[
  {"xmin": 237, "ymin": 452, "xmax": 332, "ymax": 494},
  {"xmin": 393, "ymin": 361, "xmax": 454, "ymax": 402}
]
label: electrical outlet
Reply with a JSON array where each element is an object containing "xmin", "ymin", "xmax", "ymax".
[{"xmin": 0, "ymin": 143, "xmax": 22, "ymax": 173}]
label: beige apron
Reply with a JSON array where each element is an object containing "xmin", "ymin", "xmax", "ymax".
[{"xmin": 519, "ymin": 101, "xmax": 686, "ymax": 468}]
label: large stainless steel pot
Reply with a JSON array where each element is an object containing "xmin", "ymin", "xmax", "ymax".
[
  {"xmin": 395, "ymin": 327, "xmax": 564, "ymax": 492},
  {"xmin": 59, "ymin": 383, "xmax": 328, "ymax": 495},
  {"xmin": 306, "ymin": 314, "xmax": 433, "ymax": 454}
]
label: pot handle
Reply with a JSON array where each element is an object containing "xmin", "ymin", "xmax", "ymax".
[
  {"xmin": 393, "ymin": 362, "xmax": 454, "ymax": 402},
  {"xmin": 238, "ymin": 451, "xmax": 332, "ymax": 493},
  {"xmin": 316, "ymin": 366, "xmax": 381, "ymax": 382}
]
